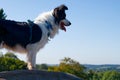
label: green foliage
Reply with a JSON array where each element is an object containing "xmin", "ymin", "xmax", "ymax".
[
  {"xmin": 36, "ymin": 64, "xmax": 48, "ymax": 70},
  {"xmin": 1, "ymin": 51, "xmax": 120, "ymax": 80},
  {"xmin": 48, "ymin": 57, "xmax": 87, "ymax": 79},
  {"xmin": 4, "ymin": 52, "xmax": 18, "ymax": 59},
  {"xmin": 87, "ymin": 70, "xmax": 120, "ymax": 80},
  {"xmin": 102, "ymin": 71, "xmax": 120, "ymax": 80},
  {"xmin": 0, "ymin": 57, "xmax": 27, "ymax": 71},
  {"xmin": 0, "ymin": 52, "xmax": 27, "ymax": 72},
  {"xmin": 0, "ymin": 8, "xmax": 7, "ymax": 19},
  {"xmin": 48, "ymin": 57, "xmax": 120, "ymax": 80}
]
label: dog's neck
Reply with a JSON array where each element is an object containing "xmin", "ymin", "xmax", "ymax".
[
  {"xmin": 34, "ymin": 10, "xmax": 59, "ymax": 39},
  {"xmin": 44, "ymin": 21, "xmax": 53, "ymax": 37}
]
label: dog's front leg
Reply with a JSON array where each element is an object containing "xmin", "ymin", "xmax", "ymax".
[{"xmin": 27, "ymin": 50, "xmax": 37, "ymax": 70}]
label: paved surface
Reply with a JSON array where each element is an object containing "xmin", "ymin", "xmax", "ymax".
[{"xmin": 0, "ymin": 70, "xmax": 82, "ymax": 80}]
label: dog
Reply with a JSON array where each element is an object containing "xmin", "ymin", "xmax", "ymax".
[{"xmin": 0, "ymin": 5, "xmax": 71, "ymax": 70}]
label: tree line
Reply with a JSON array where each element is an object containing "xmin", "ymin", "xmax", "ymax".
[
  {"xmin": 36, "ymin": 57, "xmax": 120, "ymax": 80},
  {"xmin": 1, "ymin": 52, "xmax": 120, "ymax": 80}
]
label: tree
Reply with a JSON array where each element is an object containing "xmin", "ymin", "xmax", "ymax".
[
  {"xmin": 102, "ymin": 71, "xmax": 120, "ymax": 80},
  {"xmin": 48, "ymin": 57, "xmax": 87, "ymax": 79},
  {"xmin": 87, "ymin": 70, "xmax": 95, "ymax": 80},
  {"xmin": 0, "ymin": 57, "xmax": 27, "ymax": 71},
  {"xmin": 4, "ymin": 52, "xmax": 18, "ymax": 59},
  {"xmin": 87, "ymin": 70, "xmax": 120, "ymax": 80},
  {"xmin": 0, "ymin": 8, "xmax": 7, "ymax": 19},
  {"xmin": 36, "ymin": 64, "xmax": 48, "ymax": 70},
  {"xmin": 0, "ymin": 52, "xmax": 27, "ymax": 71}
]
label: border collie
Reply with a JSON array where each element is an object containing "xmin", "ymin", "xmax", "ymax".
[{"xmin": 0, "ymin": 5, "xmax": 71, "ymax": 70}]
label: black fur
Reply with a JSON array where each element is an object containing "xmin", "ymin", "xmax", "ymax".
[
  {"xmin": 53, "ymin": 5, "xmax": 68, "ymax": 24},
  {"xmin": 0, "ymin": 19, "xmax": 42, "ymax": 48}
]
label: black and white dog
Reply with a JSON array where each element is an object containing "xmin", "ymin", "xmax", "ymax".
[{"xmin": 0, "ymin": 5, "xmax": 71, "ymax": 70}]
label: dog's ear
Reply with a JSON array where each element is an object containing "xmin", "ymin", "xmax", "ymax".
[
  {"xmin": 53, "ymin": 5, "xmax": 68, "ymax": 23},
  {"xmin": 53, "ymin": 5, "xmax": 68, "ymax": 18},
  {"xmin": 59, "ymin": 5, "xmax": 68, "ymax": 11},
  {"xmin": 53, "ymin": 8, "xmax": 59, "ymax": 19}
]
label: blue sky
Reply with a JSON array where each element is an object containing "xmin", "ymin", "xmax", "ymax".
[{"xmin": 0, "ymin": 0, "xmax": 120, "ymax": 64}]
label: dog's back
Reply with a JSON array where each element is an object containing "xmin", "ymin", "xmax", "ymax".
[
  {"xmin": 0, "ymin": 19, "xmax": 31, "ymax": 47},
  {"xmin": 0, "ymin": 19, "xmax": 42, "ymax": 48}
]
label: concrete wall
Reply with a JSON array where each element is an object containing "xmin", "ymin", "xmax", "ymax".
[{"xmin": 0, "ymin": 70, "xmax": 82, "ymax": 80}]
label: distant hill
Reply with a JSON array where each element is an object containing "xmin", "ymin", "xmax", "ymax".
[
  {"xmin": 83, "ymin": 64, "xmax": 120, "ymax": 72},
  {"xmin": 37, "ymin": 64, "xmax": 120, "ymax": 72}
]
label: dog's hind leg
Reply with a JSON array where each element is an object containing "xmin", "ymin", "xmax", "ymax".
[{"xmin": 27, "ymin": 50, "xmax": 37, "ymax": 70}]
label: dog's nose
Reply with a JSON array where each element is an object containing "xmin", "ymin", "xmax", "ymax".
[{"xmin": 69, "ymin": 22, "xmax": 71, "ymax": 25}]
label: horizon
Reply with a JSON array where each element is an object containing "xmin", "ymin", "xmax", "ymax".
[{"xmin": 0, "ymin": 0, "xmax": 120, "ymax": 65}]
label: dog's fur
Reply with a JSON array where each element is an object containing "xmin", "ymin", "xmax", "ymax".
[{"xmin": 0, "ymin": 5, "xmax": 71, "ymax": 70}]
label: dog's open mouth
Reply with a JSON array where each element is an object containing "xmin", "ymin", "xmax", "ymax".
[
  {"xmin": 60, "ymin": 20, "xmax": 71, "ymax": 32},
  {"xmin": 60, "ymin": 22, "xmax": 66, "ymax": 32}
]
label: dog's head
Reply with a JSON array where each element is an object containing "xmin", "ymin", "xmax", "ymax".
[{"xmin": 53, "ymin": 5, "xmax": 71, "ymax": 32}]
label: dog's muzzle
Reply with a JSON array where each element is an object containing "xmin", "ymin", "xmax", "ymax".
[{"xmin": 60, "ymin": 19, "xmax": 71, "ymax": 32}]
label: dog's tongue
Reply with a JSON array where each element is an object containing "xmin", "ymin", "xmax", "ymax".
[{"xmin": 61, "ymin": 22, "xmax": 66, "ymax": 32}]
